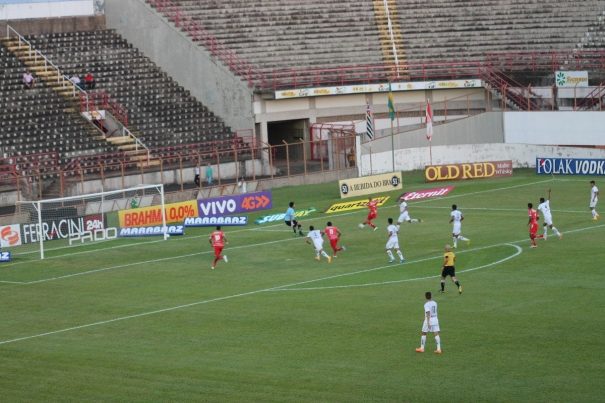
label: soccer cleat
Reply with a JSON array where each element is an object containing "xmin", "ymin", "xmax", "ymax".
[
  {"xmin": 559, "ymin": 233, "xmax": 563, "ymax": 240},
  {"xmin": 439, "ymin": 289, "xmax": 444, "ymax": 293},
  {"xmin": 530, "ymin": 245, "xmax": 538, "ymax": 248},
  {"xmin": 223, "ymin": 255, "xmax": 228, "ymax": 263},
  {"xmin": 388, "ymin": 259, "xmax": 394, "ymax": 263},
  {"xmin": 434, "ymin": 349, "xmax": 442, "ymax": 354},
  {"xmin": 327, "ymin": 256, "xmax": 332, "ymax": 264},
  {"xmin": 299, "ymin": 230, "xmax": 305, "ymax": 236},
  {"xmin": 415, "ymin": 347, "xmax": 424, "ymax": 353},
  {"xmin": 211, "ymin": 266, "xmax": 215, "ymax": 270},
  {"xmin": 400, "ymin": 258, "xmax": 405, "ymax": 264},
  {"xmin": 466, "ymin": 239, "xmax": 471, "ymax": 246},
  {"xmin": 315, "ymin": 256, "xmax": 321, "ymax": 261},
  {"xmin": 373, "ymin": 226, "xmax": 378, "ymax": 231},
  {"xmin": 341, "ymin": 245, "xmax": 347, "ymax": 251},
  {"xmin": 458, "ymin": 285, "xmax": 463, "ymax": 294}
]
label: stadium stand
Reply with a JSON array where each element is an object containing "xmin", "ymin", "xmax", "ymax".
[
  {"xmin": 24, "ymin": 30, "xmax": 234, "ymax": 149},
  {"xmin": 0, "ymin": 41, "xmax": 113, "ymax": 160}
]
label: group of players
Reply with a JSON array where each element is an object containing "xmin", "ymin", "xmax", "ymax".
[{"xmin": 206, "ymin": 180, "xmax": 600, "ymax": 353}]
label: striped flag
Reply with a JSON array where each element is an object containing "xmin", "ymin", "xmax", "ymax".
[
  {"xmin": 366, "ymin": 103, "xmax": 374, "ymax": 140},
  {"xmin": 425, "ymin": 100, "xmax": 433, "ymax": 141}
]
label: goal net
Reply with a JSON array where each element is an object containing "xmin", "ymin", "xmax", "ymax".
[{"xmin": 13, "ymin": 184, "xmax": 166, "ymax": 260}]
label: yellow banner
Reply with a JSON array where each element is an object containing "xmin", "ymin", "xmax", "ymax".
[
  {"xmin": 325, "ymin": 196, "xmax": 390, "ymax": 214},
  {"xmin": 338, "ymin": 172, "xmax": 402, "ymax": 198},
  {"xmin": 118, "ymin": 200, "xmax": 199, "ymax": 228}
]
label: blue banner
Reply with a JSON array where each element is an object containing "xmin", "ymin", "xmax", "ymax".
[
  {"xmin": 536, "ymin": 157, "xmax": 605, "ymax": 176},
  {"xmin": 184, "ymin": 216, "xmax": 248, "ymax": 227}
]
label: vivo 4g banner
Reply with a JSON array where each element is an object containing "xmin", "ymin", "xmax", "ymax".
[
  {"xmin": 536, "ymin": 158, "xmax": 605, "ymax": 176},
  {"xmin": 197, "ymin": 191, "xmax": 272, "ymax": 217}
]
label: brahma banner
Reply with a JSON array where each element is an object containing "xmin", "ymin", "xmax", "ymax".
[
  {"xmin": 536, "ymin": 157, "xmax": 605, "ymax": 176},
  {"xmin": 339, "ymin": 172, "xmax": 402, "ymax": 198},
  {"xmin": 425, "ymin": 161, "xmax": 513, "ymax": 182},
  {"xmin": 118, "ymin": 200, "xmax": 198, "ymax": 228}
]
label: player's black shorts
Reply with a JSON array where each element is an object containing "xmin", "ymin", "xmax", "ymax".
[
  {"xmin": 442, "ymin": 266, "xmax": 456, "ymax": 278},
  {"xmin": 285, "ymin": 220, "xmax": 298, "ymax": 227}
]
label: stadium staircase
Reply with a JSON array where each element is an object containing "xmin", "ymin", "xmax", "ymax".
[
  {"xmin": 1, "ymin": 32, "xmax": 160, "ymax": 169},
  {"xmin": 481, "ymin": 68, "xmax": 542, "ymax": 111},
  {"xmin": 371, "ymin": 0, "xmax": 407, "ymax": 77},
  {"xmin": 576, "ymin": 83, "xmax": 605, "ymax": 110}
]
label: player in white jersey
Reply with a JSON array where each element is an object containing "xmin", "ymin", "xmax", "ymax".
[
  {"xmin": 415, "ymin": 291, "xmax": 442, "ymax": 354},
  {"xmin": 449, "ymin": 204, "xmax": 470, "ymax": 248},
  {"xmin": 537, "ymin": 189, "xmax": 562, "ymax": 240},
  {"xmin": 306, "ymin": 225, "xmax": 332, "ymax": 263},
  {"xmin": 590, "ymin": 180, "xmax": 600, "ymax": 220},
  {"xmin": 385, "ymin": 217, "xmax": 405, "ymax": 263},
  {"xmin": 396, "ymin": 200, "xmax": 421, "ymax": 227}
]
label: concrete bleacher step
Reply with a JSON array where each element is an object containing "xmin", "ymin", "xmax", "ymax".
[{"xmin": 106, "ymin": 136, "xmax": 136, "ymax": 145}]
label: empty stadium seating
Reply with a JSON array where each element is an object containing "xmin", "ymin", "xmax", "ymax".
[{"xmin": 25, "ymin": 30, "xmax": 234, "ymax": 149}]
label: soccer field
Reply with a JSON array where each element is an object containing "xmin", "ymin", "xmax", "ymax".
[{"xmin": 1, "ymin": 170, "xmax": 604, "ymax": 402}]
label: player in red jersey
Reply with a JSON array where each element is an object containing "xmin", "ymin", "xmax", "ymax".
[
  {"xmin": 360, "ymin": 197, "xmax": 379, "ymax": 231},
  {"xmin": 209, "ymin": 225, "xmax": 228, "ymax": 269},
  {"xmin": 324, "ymin": 221, "xmax": 346, "ymax": 258},
  {"xmin": 527, "ymin": 203, "xmax": 543, "ymax": 248}
]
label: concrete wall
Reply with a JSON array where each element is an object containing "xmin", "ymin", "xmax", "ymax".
[
  {"xmin": 360, "ymin": 143, "xmax": 605, "ymax": 175},
  {"xmin": 0, "ymin": 0, "xmax": 94, "ymax": 20},
  {"xmin": 104, "ymin": 0, "xmax": 254, "ymax": 132},
  {"xmin": 0, "ymin": 14, "xmax": 105, "ymax": 35}
]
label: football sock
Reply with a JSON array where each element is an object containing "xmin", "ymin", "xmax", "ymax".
[
  {"xmin": 552, "ymin": 227, "xmax": 560, "ymax": 236},
  {"xmin": 440, "ymin": 281, "xmax": 445, "ymax": 291},
  {"xmin": 459, "ymin": 235, "xmax": 469, "ymax": 241},
  {"xmin": 455, "ymin": 281, "xmax": 460, "ymax": 287},
  {"xmin": 321, "ymin": 250, "xmax": 330, "ymax": 259},
  {"xmin": 420, "ymin": 335, "xmax": 426, "ymax": 349},
  {"xmin": 386, "ymin": 250, "xmax": 394, "ymax": 261},
  {"xmin": 369, "ymin": 223, "xmax": 376, "ymax": 228},
  {"xmin": 397, "ymin": 250, "xmax": 404, "ymax": 260},
  {"xmin": 435, "ymin": 335, "xmax": 441, "ymax": 350},
  {"xmin": 410, "ymin": 219, "xmax": 419, "ymax": 223},
  {"xmin": 452, "ymin": 237, "xmax": 457, "ymax": 248}
]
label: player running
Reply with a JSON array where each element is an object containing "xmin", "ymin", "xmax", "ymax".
[
  {"xmin": 440, "ymin": 244, "xmax": 462, "ymax": 294},
  {"xmin": 537, "ymin": 189, "xmax": 562, "ymax": 240},
  {"xmin": 449, "ymin": 204, "xmax": 470, "ymax": 248},
  {"xmin": 284, "ymin": 201, "xmax": 304, "ymax": 236},
  {"xmin": 209, "ymin": 225, "xmax": 228, "ymax": 270},
  {"xmin": 590, "ymin": 180, "xmax": 600, "ymax": 220},
  {"xmin": 359, "ymin": 196, "xmax": 379, "ymax": 231},
  {"xmin": 396, "ymin": 200, "xmax": 421, "ymax": 228},
  {"xmin": 386, "ymin": 217, "xmax": 405, "ymax": 263},
  {"xmin": 306, "ymin": 225, "xmax": 332, "ymax": 263},
  {"xmin": 527, "ymin": 202, "xmax": 544, "ymax": 248},
  {"xmin": 324, "ymin": 221, "xmax": 346, "ymax": 258},
  {"xmin": 415, "ymin": 292, "xmax": 442, "ymax": 354}
]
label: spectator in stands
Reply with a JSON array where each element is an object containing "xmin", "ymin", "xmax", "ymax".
[
  {"xmin": 194, "ymin": 166, "xmax": 201, "ymax": 186},
  {"xmin": 69, "ymin": 74, "xmax": 82, "ymax": 89},
  {"xmin": 347, "ymin": 148, "xmax": 356, "ymax": 167},
  {"xmin": 205, "ymin": 163, "xmax": 214, "ymax": 185},
  {"xmin": 22, "ymin": 70, "xmax": 35, "ymax": 89},
  {"xmin": 84, "ymin": 72, "xmax": 96, "ymax": 90}
]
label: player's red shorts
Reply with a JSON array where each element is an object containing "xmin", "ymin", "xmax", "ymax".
[
  {"xmin": 529, "ymin": 223, "xmax": 538, "ymax": 238},
  {"xmin": 329, "ymin": 239, "xmax": 339, "ymax": 251},
  {"xmin": 367, "ymin": 212, "xmax": 377, "ymax": 221},
  {"xmin": 213, "ymin": 246, "xmax": 224, "ymax": 257}
]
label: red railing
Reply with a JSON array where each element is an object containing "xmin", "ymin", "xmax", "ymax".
[
  {"xmin": 576, "ymin": 83, "xmax": 605, "ymax": 111},
  {"xmin": 80, "ymin": 91, "xmax": 129, "ymax": 127}
]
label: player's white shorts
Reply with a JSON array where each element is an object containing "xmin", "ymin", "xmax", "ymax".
[
  {"xmin": 590, "ymin": 200, "xmax": 598, "ymax": 208},
  {"xmin": 386, "ymin": 238, "xmax": 400, "ymax": 250},
  {"xmin": 398, "ymin": 212, "xmax": 410, "ymax": 223},
  {"xmin": 452, "ymin": 222, "xmax": 461, "ymax": 235},
  {"xmin": 312, "ymin": 240, "xmax": 324, "ymax": 251},
  {"xmin": 542, "ymin": 213, "xmax": 553, "ymax": 226},
  {"xmin": 422, "ymin": 318, "xmax": 440, "ymax": 333}
]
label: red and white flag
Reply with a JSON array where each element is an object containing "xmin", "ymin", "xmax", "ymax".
[{"xmin": 425, "ymin": 100, "xmax": 433, "ymax": 142}]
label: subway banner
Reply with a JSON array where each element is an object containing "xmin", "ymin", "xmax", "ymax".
[
  {"xmin": 425, "ymin": 161, "xmax": 513, "ymax": 182},
  {"xmin": 536, "ymin": 157, "xmax": 605, "ymax": 176},
  {"xmin": 118, "ymin": 200, "xmax": 198, "ymax": 228},
  {"xmin": 339, "ymin": 172, "xmax": 402, "ymax": 198}
]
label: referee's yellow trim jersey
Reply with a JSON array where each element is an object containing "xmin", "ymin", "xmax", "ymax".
[{"xmin": 444, "ymin": 251, "xmax": 456, "ymax": 266}]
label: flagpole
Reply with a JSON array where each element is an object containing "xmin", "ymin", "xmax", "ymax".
[{"xmin": 391, "ymin": 116, "xmax": 395, "ymax": 172}]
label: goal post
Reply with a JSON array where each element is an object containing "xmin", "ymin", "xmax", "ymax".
[{"xmin": 16, "ymin": 184, "xmax": 167, "ymax": 260}]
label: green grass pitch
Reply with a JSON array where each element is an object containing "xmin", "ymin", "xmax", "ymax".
[{"xmin": 1, "ymin": 169, "xmax": 604, "ymax": 402}]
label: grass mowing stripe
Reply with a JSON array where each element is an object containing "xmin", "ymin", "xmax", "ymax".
[
  {"xmin": 270, "ymin": 244, "xmax": 522, "ymax": 291},
  {"xmin": 1, "ymin": 224, "xmax": 601, "ymax": 346}
]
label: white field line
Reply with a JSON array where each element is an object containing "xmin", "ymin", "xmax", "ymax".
[
  {"xmin": 269, "ymin": 244, "xmax": 522, "ymax": 292},
  {"xmin": 0, "ymin": 224, "xmax": 601, "ymax": 346},
  {"xmin": 413, "ymin": 206, "xmax": 588, "ymax": 214},
  {"xmin": 0, "ymin": 280, "xmax": 26, "ymax": 284}
]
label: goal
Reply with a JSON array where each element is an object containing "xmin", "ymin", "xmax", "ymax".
[{"xmin": 16, "ymin": 184, "xmax": 167, "ymax": 260}]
